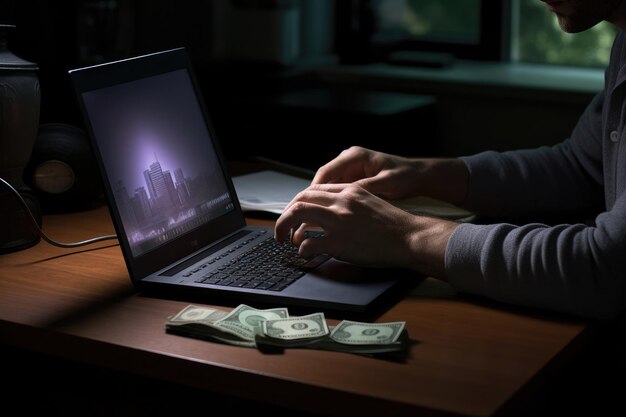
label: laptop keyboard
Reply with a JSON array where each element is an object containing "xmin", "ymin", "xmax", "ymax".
[{"xmin": 190, "ymin": 230, "xmax": 329, "ymax": 291}]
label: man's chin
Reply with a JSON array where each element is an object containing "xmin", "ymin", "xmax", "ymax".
[{"xmin": 556, "ymin": 15, "xmax": 598, "ymax": 33}]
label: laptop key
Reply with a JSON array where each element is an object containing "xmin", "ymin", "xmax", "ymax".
[{"xmin": 256, "ymin": 282, "xmax": 274, "ymax": 290}]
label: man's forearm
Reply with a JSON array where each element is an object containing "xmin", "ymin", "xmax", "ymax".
[{"xmin": 417, "ymin": 158, "xmax": 469, "ymax": 206}]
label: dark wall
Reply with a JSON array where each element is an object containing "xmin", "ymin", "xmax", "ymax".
[
  {"xmin": 3, "ymin": 0, "xmax": 339, "ymax": 167},
  {"xmin": 3, "ymin": 0, "xmax": 81, "ymax": 125},
  {"xmin": 1, "ymin": 0, "xmax": 593, "ymax": 166},
  {"xmin": 2, "ymin": 0, "xmax": 217, "ymax": 127}
]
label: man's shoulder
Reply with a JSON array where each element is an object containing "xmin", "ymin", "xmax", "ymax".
[
  {"xmin": 607, "ymin": 30, "xmax": 626, "ymax": 75},
  {"xmin": 610, "ymin": 30, "xmax": 624, "ymax": 52}
]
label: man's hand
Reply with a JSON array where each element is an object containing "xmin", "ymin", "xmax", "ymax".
[
  {"xmin": 312, "ymin": 146, "xmax": 470, "ymax": 205},
  {"xmin": 275, "ymin": 183, "xmax": 458, "ymax": 278}
]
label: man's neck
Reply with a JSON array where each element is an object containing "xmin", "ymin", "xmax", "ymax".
[{"xmin": 607, "ymin": 1, "xmax": 626, "ymax": 31}]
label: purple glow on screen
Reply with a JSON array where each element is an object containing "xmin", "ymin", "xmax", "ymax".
[{"xmin": 82, "ymin": 69, "xmax": 234, "ymax": 258}]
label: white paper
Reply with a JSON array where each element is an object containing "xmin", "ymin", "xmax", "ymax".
[
  {"xmin": 232, "ymin": 170, "xmax": 475, "ymax": 221},
  {"xmin": 232, "ymin": 170, "xmax": 311, "ymax": 214}
]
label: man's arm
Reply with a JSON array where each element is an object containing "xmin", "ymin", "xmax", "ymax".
[
  {"xmin": 441, "ymin": 90, "xmax": 626, "ymax": 319},
  {"xmin": 445, "ymin": 191, "xmax": 626, "ymax": 319},
  {"xmin": 459, "ymin": 92, "xmax": 605, "ymax": 219}
]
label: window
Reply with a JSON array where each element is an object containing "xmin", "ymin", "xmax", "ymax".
[
  {"xmin": 334, "ymin": 0, "xmax": 505, "ymax": 63},
  {"xmin": 514, "ymin": 0, "xmax": 616, "ymax": 68},
  {"xmin": 372, "ymin": 0, "xmax": 482, "ymax": 44},
  {"xmin": 335, "ymin": 0, "xmax": 618, "ymax": 68}
]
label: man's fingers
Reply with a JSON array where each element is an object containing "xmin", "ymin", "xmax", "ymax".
[
  {"xmin": 283, "ymin": 184, "xmax": 349, "ymax": 212},
  {"xmin": 275, "ymin": 202, "xmax": 335, "ymax": 241},
  {"xmin": 298, "ymin": 233, "xmax": 333, "ymax": 260},
  {"xmin": 292, "ymin": 223, "xmax": 313, "ymax": 245}
]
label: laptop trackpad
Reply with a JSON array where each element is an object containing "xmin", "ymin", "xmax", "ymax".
[{"xmin": 284, "ymin": 258, "xmax": 407, "ymax": 304}]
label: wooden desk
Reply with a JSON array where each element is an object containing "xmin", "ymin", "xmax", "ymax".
[{"xmin": 0, "ymin": 206, "xmax": 592, "ymax": 416}]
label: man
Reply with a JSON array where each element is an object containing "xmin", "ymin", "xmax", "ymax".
[{"xmin": 274, "ymin": 0, "xmax": 626, "ymax": 320}]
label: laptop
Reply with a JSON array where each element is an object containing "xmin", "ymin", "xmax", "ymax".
[{"xmin": 69, "ymin": 47, "xmax": 416, "ymax": 314}]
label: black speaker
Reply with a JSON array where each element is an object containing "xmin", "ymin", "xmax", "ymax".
[
  {"xmin": 0, "ymin": 183, "xmax": 41, "ymax": 254},
  {"xmin": 24, "ymin": 123, "xmax": 104, "ymax": 213}
]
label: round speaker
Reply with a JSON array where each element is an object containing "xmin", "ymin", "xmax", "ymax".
[{"xmin": 25, "ymin": 123, "xmax": 104, "ymax": 212}]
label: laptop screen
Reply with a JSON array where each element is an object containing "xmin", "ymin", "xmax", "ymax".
[{"xmin": 81, "ymin": 68, "xmax": 235, "ymax": 258}]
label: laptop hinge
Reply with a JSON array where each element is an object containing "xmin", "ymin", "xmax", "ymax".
[{"xmin": 159, "ymin": 230, "xmax": 251, "ymax": 276}]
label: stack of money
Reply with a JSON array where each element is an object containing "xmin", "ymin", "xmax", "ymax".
[
  {"xmin": 257, "ymin": 318, "xmax": 407, "ymax": 356},
  {"xmin": 165, "ymin": 304, "xmax": 408, "ymax": 358},
  {"xmin": 166, "ymin": 304, "xmax": 288, "ymax": 348}
]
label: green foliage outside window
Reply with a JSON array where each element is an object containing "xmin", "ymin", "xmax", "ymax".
[
  {"xmin": 516, "ymin": 0, "xmax": 617, "ymax": 68},
  {"xmin": 373, "ymin": 0, "xmax": 480, "ymax": 42},
  {"xmin": 373, "ymin": 0, "xmax": 618, "ymax": 68}
]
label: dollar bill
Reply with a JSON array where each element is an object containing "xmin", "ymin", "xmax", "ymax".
[
  {"xmin": 256, "ymin": 319, "xmax": 408, "ymax": 357},
  {"xmin": 167, "ymin": 323, "xmax": 256, "ymax": 348},
  {"xmin": 165, "ymin": 305, "xmax": 259, "ymax": 346},
  {"xmin": 166, "ymin": 304, "xmax": 409, "ymax": 357},
  {"xmin": 259, "ymin": 313, "xmax": 329, "ymax": 347},
  {"xmin": 214, "ymin": 304, "xmax": 289, "ymax": 341},
  {"xmin": 330, "ymin": 320, "xmax": 405, "ymax": 345},
  {"xmin": 166, "ymin": 304, "xmax": 290, "ymax": 345},
  {"xmin": 316, "ymin": 324, "xmax": 408, "ymax": 356},
  {"xmin": 167, "ymin": 304, "xmax": 229, "ymax": 325}
]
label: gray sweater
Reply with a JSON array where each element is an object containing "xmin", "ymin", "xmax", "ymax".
[{"xmin": 445, "ymin": 31, "xmax": 626, "ymax": 320}]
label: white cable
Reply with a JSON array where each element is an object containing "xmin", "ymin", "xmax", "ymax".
[{"xmin": 0, "ymin": 177, "xmax": 118, "ymax": 248}]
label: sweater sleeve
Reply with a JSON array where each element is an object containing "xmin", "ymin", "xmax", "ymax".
[
  {"xmin": 445, "ymin": 192, "xmax": 626, "ymax": 319},
  {"xmin": 459, "ymin": 91, "xmax": 605, "ymax": 218},
  {"xmin": 445, "ymin": 90, "xmax": 626, "ymax": 319}
]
